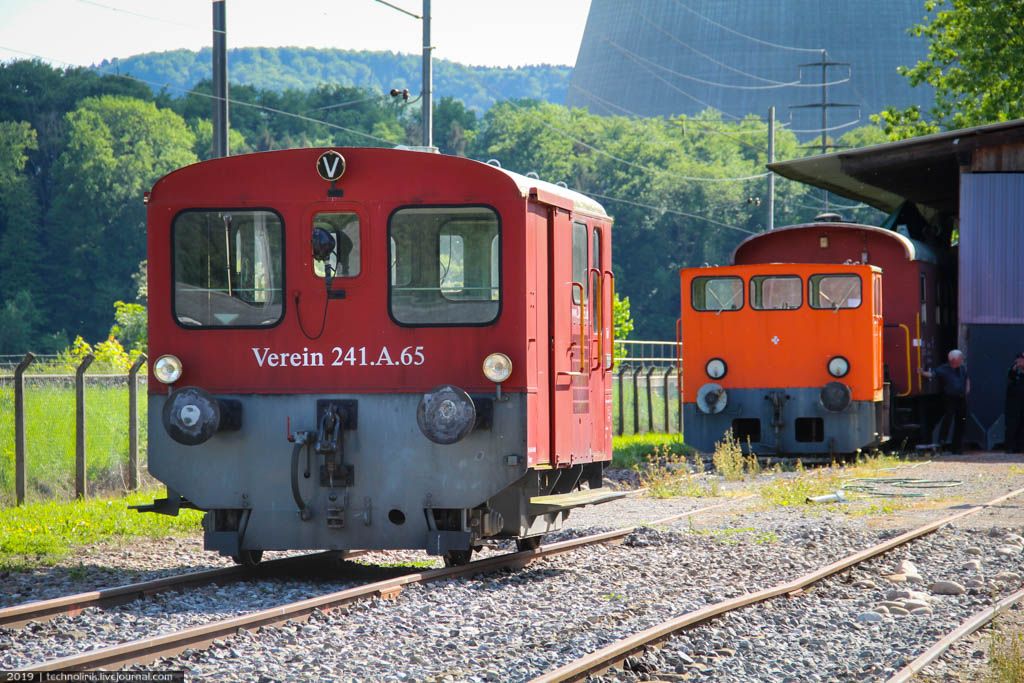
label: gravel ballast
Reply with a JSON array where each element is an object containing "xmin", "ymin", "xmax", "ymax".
[{"xmin": 2, "ymin": 452, "xmax": 1023, "ymax": 681}]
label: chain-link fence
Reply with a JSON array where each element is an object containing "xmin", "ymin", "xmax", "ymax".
[
  {"xmin": 0, "ymin": 353, "xmax": 147, "ymax": 507},
  {"xmin": 612, "ymin": 340, "xmax": 682, "ymax": 436}
]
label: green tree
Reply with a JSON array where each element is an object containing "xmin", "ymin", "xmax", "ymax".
[
  {"xmin": 432, "ymin": 97, "xmax": 478, "ymax": 156},
  {"xmin": 109, "ymin": 300, "xmax": 147, "ymax": 353},
  {"xmin": 0, "ymin": 121, "xmax": 41, "ymax": 302},
  {"xmin": 873, "ymin": 0, "xmax": 1024, "ymax": 138},
  {"xmin": 0, "ymin": 291, "xmax": 39, "ymax": 354},
  {"xmin": 47, "ymin": 95, "xmax": 196, "ymax": 341}
]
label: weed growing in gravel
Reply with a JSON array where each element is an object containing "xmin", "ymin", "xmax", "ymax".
[
  {"xmin": 635, "ymin": 446, "xmax": 718, "ymax": 499},
  {"xmin": 987, "ymin": 624, "xmax": 1024, "ymax": 683},
  {"xmin": 757, "ymin": 470, "xmax": 843, "ymax": 507},
  {"xmin": 1009, "ymin": 464, "xmax": 1024, "ymax": 476},
  {"xmin": 711, "ymin": 430, "xmax": 760, "ymax": 481},
  {"xmin": 845, "ymin": 500, "xmax": 909, "ymax": 517},
  {"xmin": 686, "ymin": 525, "xmax": 779, "ymax": 545},
  {"xmin": 0, "ymin": 487, "xmax": 202, "ymax": 570}
]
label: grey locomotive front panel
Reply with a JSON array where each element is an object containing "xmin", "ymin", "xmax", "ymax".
[
  {"xmin": 684, "ymin": 386, "xmax": 882, "ymax": 455},
  {"xmin": 149, "ymin": 392, "xmax": 528, "ymax": 552}
]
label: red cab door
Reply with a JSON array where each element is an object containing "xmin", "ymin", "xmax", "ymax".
[{"xmin": 549, "ymin": 211, "xmax": 593, "ymax": 466}]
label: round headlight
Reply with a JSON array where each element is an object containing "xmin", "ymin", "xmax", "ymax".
[
  {"xmin": 154, "ymin": 355, "xmax": 183, "ymax": 384},
  {"xmin": 827, "ymin": 356, "xmax": 850, "ymax": 378},
  {"xmin": 705, "ymin": 358, "xmax": 727, "ymax": 380},
  {"xmin": 482, "ymin": 353, "xmax": 513, "ymax": 383}
]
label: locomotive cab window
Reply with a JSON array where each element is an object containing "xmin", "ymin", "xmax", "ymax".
[
  {"xmin": 313, "ymin": 212, "xmax": 360, "ymax": 278},
  {"xmin": 809, "ymin": 274, "xmax": 862, "ymax": 310},
  {"xmin": 390, "ymin": 206, "xmax": 500, "ymax": 325},
  {"xmin": 692, "ymin": 276, "xmax": 743, "ymax": 312},
  {"xmin": 173, "ymin": 210, "xmax": 284, "ymax": 327},
  {"xmin": 572, "ymin": 222, "xmax": 587, "ymax": 305},
  {"xmin": 750, "ymin": 275, "xmax": 802, "ymax": 310}
]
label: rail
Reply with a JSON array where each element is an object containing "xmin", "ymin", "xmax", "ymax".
[
  {"xmin": 14, "ymin": 499, "xmax": 738, "ymax": 671},
  {"xmin": 885, "ymin": 585, "xmax": 1024, "ymax": 683},
  {"xmin": 529, "ymin": 484, "xmax": 1024, "ymax": 682}
]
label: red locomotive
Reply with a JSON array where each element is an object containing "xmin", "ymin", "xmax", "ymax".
[
  {"xmin": 139, "ymin": 147, "xmax": 619, "ymax": 565},
  {"xmin": 680, "ymin": 221, "xmax": 952, "ymax": 455}
]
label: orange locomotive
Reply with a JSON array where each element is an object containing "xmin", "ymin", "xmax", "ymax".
[
  {"xmin": 680, "ymin": 221, "xmax": 949, "ymax": 455},
  {"xmin": 681, "ymin": 262, "xmax": 885, "ymax": 455}
]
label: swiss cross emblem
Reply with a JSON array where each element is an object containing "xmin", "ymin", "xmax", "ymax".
[
  {"xmin": 316, "ymin": 150, "xmax": 346, "ymax": 182},
  {"xmin": 771, "ymin": 335, "xmax": 781, "ymax": 345}
]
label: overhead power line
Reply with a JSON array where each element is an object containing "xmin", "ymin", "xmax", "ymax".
[
  {"xmin": 637, "ymin": 14, "xmax": 788, "ymax": 85},
  {"xmin": 669, "ymin": 0, "xmax": 822, "ymax": 54},
  {"xmin": 636, "ymin": 15, "xmax": 853, "ymax": 90},
  {"xmin": 580, "ymin": 189, "xmax": 757, "ymax": 235},
  {"xmin": 568, "ymin": 82, "xmax": 765, "ymax": 152},
  {"xmin": 76, "ymin": 0, "xmax": 216, "ymax": 34},
  {"xmin": 604, "ymin": 39, "xmax": 804, "ymax": 91},
  {"xmin": 602, "ymin": 41, "xmax": 741, "ymax": 120}
]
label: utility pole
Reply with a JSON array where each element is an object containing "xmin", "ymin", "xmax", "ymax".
[
  {"xmin": 422, "ymin": 0, "xmax": 432, "ymax": 147},
  {"xmin": 767, "ymin": 106, "xmax": 775, "ymax": 231},
  {"xmin": 375, "ymin": 0, "xmax": 433, "ymax": 148},
  {"xmin": 789, "ymin": 50, "xmax": 856, "ymax": 212},
  {"xmin": 212, "ymin": 0, "xmax": 229, "ymax": 157}
]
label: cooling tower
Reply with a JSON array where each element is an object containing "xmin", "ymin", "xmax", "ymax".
[{"xmin": 569, "ymin": 0, "xmax": 933, "ymax": 134}]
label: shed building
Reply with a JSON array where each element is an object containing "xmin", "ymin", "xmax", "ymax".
[{"xmin": 769, "ymin": 120, "xmax": 1024, "ymax": 450}]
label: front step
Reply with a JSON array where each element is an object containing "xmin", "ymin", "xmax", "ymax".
[{"xmin": 528, "ymin": 488, "xmax": 627, "ymax": 515}]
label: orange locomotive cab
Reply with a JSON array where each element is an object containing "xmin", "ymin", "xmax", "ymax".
[{"xmin": 680, "ymin": 262, "xmax": 887, "ymax": 455}]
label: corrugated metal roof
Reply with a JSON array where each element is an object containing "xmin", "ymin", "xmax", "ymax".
[{"xmin": 768, "ymin": 118, "xmax": 1024, "ymax": 225}]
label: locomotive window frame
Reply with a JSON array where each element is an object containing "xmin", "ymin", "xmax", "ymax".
[
  {"xmin": 387, "ymin": 204, "xmax": 502, "ymax": 327},
  {"xmin": 691, "ymin": 276, "xmax": 744, "ymax": 312},
  {"xmin": 808, "ymin": 273, "xmax": 863, "ymax": 310},
  {"xmin": 170, "ymin": 208, "xmax": 286, "ymax": 330},
  {"xmin": 749, "ymin": 274, "xmax": 803, "ymax": 311}
]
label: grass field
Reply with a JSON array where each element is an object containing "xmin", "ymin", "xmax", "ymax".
[
  {"xmin": 612, "ymin": 432, "xmax": 691, "ymax": 469},
  {"xmin": 0, "ymin": 487, "xmax": 201, "ymax": 570},
  {"xmin": 0, "ymin": 380, "xmax": 146, "ymax": 506}
]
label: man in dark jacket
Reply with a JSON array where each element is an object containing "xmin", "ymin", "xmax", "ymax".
[
  {"xmin": 923, "ymin": 349, "xmax": 969, "ymax": 454},
  {"xmin": 1006, "ymin": 353, "xmax": 1024, "ymax": 453}
]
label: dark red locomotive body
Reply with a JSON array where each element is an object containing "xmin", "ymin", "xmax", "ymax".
[{"xmin": 142, "ymin": 147, "xmax": 618, "ymax": 564}]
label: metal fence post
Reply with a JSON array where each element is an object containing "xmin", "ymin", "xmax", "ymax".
[
  {"xmin": 128, "ymin": 354, "xmax": 147, "ymax": 491},
  {"xmin": 632, "ymin": 365, "xmax": 642, "ymax": 435},
  {"xmin": 75, "ymin": 354, "xmax": 95, "ymax": 499},
  {"xmin": 14, "ymin": 352, "xmax": 35, "ymax": 505},
  {"xmin": 616, "ymin": 363, "xmax": 627, "ymax": 436},
  {"xmin": 663, "ymin": 366, "xmax": 673, "ymax": 434},
  {"xmin": 645, "ymin": 366, "xmax": 657, "ymax": 434}
]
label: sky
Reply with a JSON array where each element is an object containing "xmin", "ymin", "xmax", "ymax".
[{"xmin": 0, "ymin": 0, "xmax": 592, "ymax": 69}]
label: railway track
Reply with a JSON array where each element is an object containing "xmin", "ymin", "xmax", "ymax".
[
  {"xmin": 10, "ymin": 499, "xmax": 738, "ymax": 672},
  {"xmin": 0, "ymin": 551, "xmax": 358, "ymax": 628},
  {"xmin": 886, "ymin": 585, "xmax": 1024, "ymax": 683},
  {"xmin": 530, "ymin": 484, "xmax": 1024, "ymax": 683}
]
